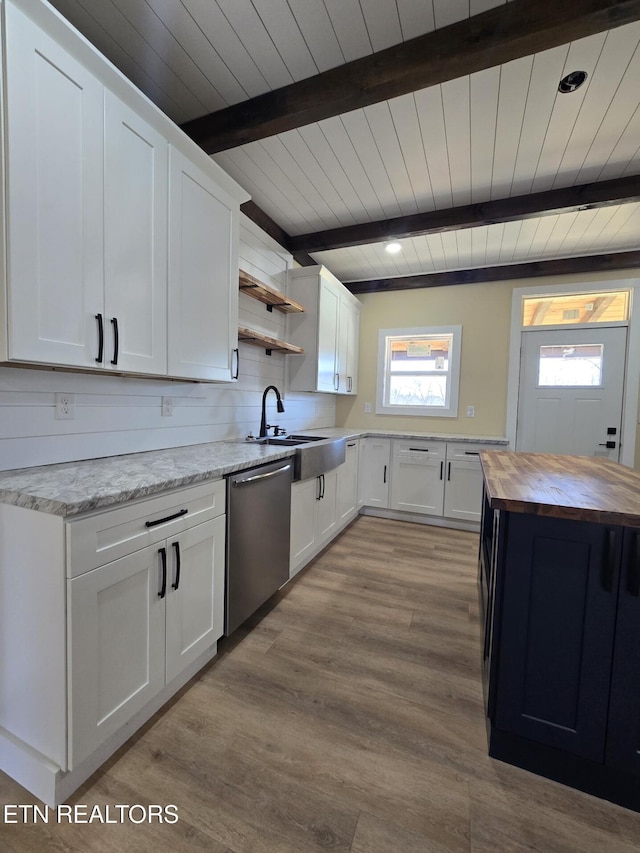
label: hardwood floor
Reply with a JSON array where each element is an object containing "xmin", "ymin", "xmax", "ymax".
[{"xmin": 2, "ymin": 515, "xmax": 640, "ymax": 851}]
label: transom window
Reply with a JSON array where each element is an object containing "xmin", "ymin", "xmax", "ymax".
[
  {"xmin": 522, "ymin": 290, "xmax": 629, "ymax": 327},
  {"xmin": 376, "ymin": 326, "xmax": 462, "ymax": 417}
]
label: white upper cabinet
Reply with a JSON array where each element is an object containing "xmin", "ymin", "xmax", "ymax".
[
  {"xmin": 168, "ymin": 147, "xmax": 239, "ymax": 382},
  {"xmin": 287, "ymin": 265, "xmax": 360, "ymax": 395},
  {"xmin": 103, "ymin": 92, "xmax": 168, "ymax": 375},
  {"xmin": 4, "ymin": 3, "xmax": 104, "ymax": 368},
  {"xmin": 1, "ymin": 0, "xmax": 248, "ymax": 381}
]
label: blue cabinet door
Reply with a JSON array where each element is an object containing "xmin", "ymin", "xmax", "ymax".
[
  {"xmin": 606, "ymin": 528, "xmax": 640, "ymax": 775},
  {"xmin": 495, "ymin": 513, "xmax": 620, "ymax": 761}
]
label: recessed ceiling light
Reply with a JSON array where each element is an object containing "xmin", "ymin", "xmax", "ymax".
[
  {"xmin": 558, "ymin": 70, "xmax": 588, "ymax": 93},
  {"xmin": 385, "ymin": 241, "xmax": 402, "ymax": 254}
]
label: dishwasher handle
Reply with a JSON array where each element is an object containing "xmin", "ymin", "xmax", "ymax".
[{"xmin": 233, "ymin": 464, "xmax": 292, "ymax": 487}]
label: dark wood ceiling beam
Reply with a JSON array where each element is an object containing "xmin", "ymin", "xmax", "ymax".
[
  {"xmin": 240, "ymin": 200, "xmax": 315, "ymax": 266},
  {"xmin": 289, "ymin": 175, "xmax": 640, "ymax": 253},
  {"xmin": 345, "ymin": 252, "xmax": 640, "ymax": 294},
  {"xmin": 181, "ymin": 0, "xmax": 640, "ymax": 154}
]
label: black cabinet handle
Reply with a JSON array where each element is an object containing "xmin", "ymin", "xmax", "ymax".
[
  {"xmin": 316, "ymin": 475, "xmax": 322, "ymax": 501},
  {"xmin": 601, "ymin": 529, "xmax": 616, "ymax": 592},
  {"xmin": 627, "ymin": 532, "xmax": 640, "ymax": 597},
  {"xmin": 464, "ymin": 451, "xmax": 480, "ymax": 456},
  {"xmin": 383, "ymin": 465, "xmax": 387, "ymax": 484},
  {"xmin": 439, "ymin": 461, "xmax": 443, "ymax": 480},
  {"xmin": 321, "ymin": 473, "xmax": 325, "ymax": 499},
  {"xmin": 158, "ymin": 547, "xmax": 167, "ymax": 599},
  {"xmin": 447, "ymin": 461, "xmax": 451, "ymax": 481},
  {"xmin": 172, "ymin": 541, "xmax": 181, "ymax": 590},
  {"xmin": 95, "ymin": 313, "xmax": 104, "ymax": 363},
  {"xmin": 145, "ymin": 508, "xmax": 188, "ymax": 528},
  {"xmin": 232, "ymin": 347, "xmax": 239, "ymax": 380},
  {"xmin": 409, "ymin": 447, "xmax": 430, "ymax": 452},
  {"xmin": 110, "ymin": 317, "xmax": 119, "ymax": 365}
]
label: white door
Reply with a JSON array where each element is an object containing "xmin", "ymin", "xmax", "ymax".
[
  {"xmin": 104, "ymin": 92, "xmax": 168, "ymax": 375},
  {"xmin": 516, "ymin": 327, "xmax": 626, "ymax": 461},
  {"xmin": 336, "ymin": 440, "xmax": 359, "ymax": 523},
  {"xmin": 168, "ymin": 146, "xmax": 238, "ymax": 381},
  {"xmin": 5, "ymin": 3, "xmax": 104, "ymax": 368},
  {"xmin": 315, "ymin": 469, "xmax": 338, "ymax": 544},
  {"xmin": 68, "ymin": 546, "xmax": 165, "ymax": 768},
  {"xmin": 359, "ymin": 438, "xmax": 390, "ymax": 508},
  {"xmin": 290, "ymin": 477, "xmax": 318, "ymax": 576},
  {"xmin": 165, "ymin": 516, "xmax": 225, "ymax": 684}
]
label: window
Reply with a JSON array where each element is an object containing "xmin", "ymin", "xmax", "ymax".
[
  {"xmin": 522, "ymin": 290, "xmax": 629, "ymax": 327},
  {"xmin": 376, "ymin": 326, "xmax": 462, "ymax": 417},
  {"xmin": 538, "ymin": 344, "xmax": 603, "ymax": 387}
]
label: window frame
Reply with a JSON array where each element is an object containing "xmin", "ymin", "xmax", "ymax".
[{"xmin": 375, "ymin": 325, "xmax": 462, "ymax": 417}]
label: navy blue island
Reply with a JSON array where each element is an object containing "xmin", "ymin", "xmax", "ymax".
[{"xmin": 479, "ymin": 450, "xmax": 640, "ymax": 812}]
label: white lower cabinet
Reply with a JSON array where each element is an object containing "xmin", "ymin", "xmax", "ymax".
[
  {"xmin": 443, "ymin": 443, "xmax": 484, "ymax": 523},
  {"xmin": 290, "ymin": 445, "xmax": 359, "ymax": 578},
  {"xmin": 390, "ymin": 440, "xmax": 445, "ymax": 516},
  {"xmin": 358, "ymin": 437, "xmax": 391, "ymax": 508}
]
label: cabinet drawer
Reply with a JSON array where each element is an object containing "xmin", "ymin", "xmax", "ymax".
[
  {"xmin": 66, "ymin": 480, "xmax": 225, "ymax": 577},
  {"xmin": 445, "ymin": 442, "xmax": 486, "ymax": 462},
  {"xmin": 393, "ymin": 439, "xmax": 446, "ymax": 462}
]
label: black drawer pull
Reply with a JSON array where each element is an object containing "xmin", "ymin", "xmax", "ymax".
[
  {"xmin": 439, "ymin": 461, "xmax": 443, "ymax": 480},
  {"xmin": 628, "ymin": 532, "xmax": 640, "ymax": 597},
  {"xmin": 158, "ymin": 547, "xmax": 167, "ymax": 599},
  {"xmin": 409, "ymin": 447, "xmax": 430, "ymax": 452},
  {"xmin": 447, "ymin": 461, "xmax": 451, "ymax": 481},
  {"xmin": 464, "ymin": 451, "xmax": 480, "ymax": 456},
  {"xmin": 110, "ymin": 317, "xmax": 119, "ymax": 365},
  {"xmin": 95, "ymin": 313, "xmax": 104, "ymax": 363},
  {"xmin": 145, "ymin": 508, "xmax": 188, "ymax": 528},
  {"xmin": 383, "ymin": 465, "xmax": 387, "ymax": 484},
  {"xmin": 601, "ymin": 530, "xmax": 616, "ymax": 592},
  {"xmin": 172, "ymin": 541, "xmax": 181, "ymax": 591}
]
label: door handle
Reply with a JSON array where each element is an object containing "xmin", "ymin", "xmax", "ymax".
[
  {"xmin": 95, "ymin": 313, "xmax": 104, "ymax": 363},
  {"xmin": 110, "ymin": 317, "xmax": 119, "ymax": 365},
  {"xmin": 383, "ymin": 465, "xmax": 387, "ymax": 484},
  {"xmin": 233, "ymin": 465, "xmax": 291, "ymax": 486},
  {"xmin": 158, "ymin": 547, "xmax": 167, "ymax": 599},
  {"xmin": 316, "ymin": 475, "xmax": 322, "ymax": 501},
  {"xmin": 447, "ymin": 461, "xmax": 451, "ymax": 481},
  {"xmin": 439, "ymin": 461, "xmax": 443, "ymax": 480},
  {"xmin": 232, "ymin": 347, "xmax": 239, "ymax": 380},
  {"xmin": 171, "ymin": 541, "xmax": 181, "ymax": 591}
]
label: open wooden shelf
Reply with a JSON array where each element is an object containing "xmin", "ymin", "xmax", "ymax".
[
  {"xmin": 239, "ymin": 270, "xmax": 305, "ymax": 314},
  {"xmin": 238, "ymin": 325, "xmax": 304, "ymax": 356}
]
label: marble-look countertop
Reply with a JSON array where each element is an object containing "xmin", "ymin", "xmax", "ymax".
[{"xmin": 0, "ymin": 429, "xmax": 508, "ymax": 518}]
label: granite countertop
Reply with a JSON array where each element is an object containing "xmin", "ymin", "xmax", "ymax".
[
  {"xmin": 481, "ymin": 450, "xmax": 640, "ymax": 527},
  {"xmin": 0, "ymin": 429, "xmax": 508, "ymax": 518}
]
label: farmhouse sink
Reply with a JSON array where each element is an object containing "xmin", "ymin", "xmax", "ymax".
[{"xmin": 237, "ymin": 434, "xmax": 346, "ymax": 480}]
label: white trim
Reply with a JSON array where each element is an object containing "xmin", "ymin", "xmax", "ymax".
[
  {"xmin": 506, "ymin": 280, "xmax": 640, "ymax": 467},
  {"xmin": 375, "ymin": 325, "xmax": 462, "ymax": 417}
]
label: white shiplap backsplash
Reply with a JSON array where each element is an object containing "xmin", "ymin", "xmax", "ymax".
[{"xmin": 0, "ymin": 215, "xmax": 335, "ymax": 471}]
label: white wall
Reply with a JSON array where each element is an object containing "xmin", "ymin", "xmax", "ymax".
[{"xmin": 0, "ymin": 215, "xmax": 335, "ymax": 471}]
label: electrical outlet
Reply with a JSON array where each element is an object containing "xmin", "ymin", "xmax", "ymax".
[
  {"xmin": 55, "ymin": 393, "xmax": 75, "ymax": 420},
  {"xmin": 466, "ymin": 405, "xmax": 475, "ymax": 418},
  {"xmin": 364, "ymin": 402, "xmax": 372, "ymax": 413},
  {"xmin": 161, "ymin": 396, "xmax": 174, "ymax": 417}
]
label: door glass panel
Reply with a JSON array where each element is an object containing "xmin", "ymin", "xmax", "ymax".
[
  {"xmin": 523, "ymin": 291, "xmax": 629, "ymax": 326},
  {"xmin": 538, "ymin": 344, "xmax": 603, "ymax": 387}
]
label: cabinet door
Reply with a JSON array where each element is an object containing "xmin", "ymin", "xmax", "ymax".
[
  {"xmin": 316, "ymin": 469, "xmax": 338, "ymax": 544},
  {"xmin": 168, "ymin": 146, "xmax": 238, "ymax": 381},
  {"xmin": 290, "ymin": 477, "xmax": 318, "ymax": 576},
  {"xmin": 443, "ymin": 459, "xmax": 483, "ymax": 522},
  {"xmin": 165, "ymin": 516, "xmax": 225, "ymax": 684},
  {"xmin": 336, "ymin": 441, "xmax": 359, "ymax": 523},
  {"xmin": 68, "ymin": 546, "xmax": 165, "ymax": 768},
  {"xmin": 495, "ymin": 514, "xmax": 619, "ymax": 762},
  {"xmin": 390, "ymin": 441, "xmax": 445, "ymax": 516},
  {"xmin": 5, "ymin": 3, "xmax": 104, "ymax": 367},
  {"xmin": 605, "ymin": 528, "xmax": 640, "ymax": 775},
  {"xmin": 337, "ymin": 296, "xmax": 360, "ymax": 394},
  {"xmin": 104, "ymin": 92, "xmax": 168, "ymax": 375},
  {"xmin": 317, "ymin": 278, "xmax": 339, "ymax": 392},
  {"xmin": 359, "ymin": 438, "xmax": 390, "ymax": 508}
]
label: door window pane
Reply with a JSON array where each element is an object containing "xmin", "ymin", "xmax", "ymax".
[{"xmin": 538, "ymin": 344, "xmax": 603, "ymax": 387}]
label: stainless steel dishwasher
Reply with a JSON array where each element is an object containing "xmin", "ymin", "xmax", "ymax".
[{"xmin": 225, "ymin": 458, "xmax": 292, "ymax": 635}]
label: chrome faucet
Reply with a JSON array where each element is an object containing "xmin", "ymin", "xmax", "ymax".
[{"xmin": 259, "ymin": 385, "xmax": 285, "ymax": 437}]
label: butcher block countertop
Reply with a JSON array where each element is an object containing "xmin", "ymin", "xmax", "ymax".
[{"xmin": 480, "ymin": 450, "xmax": 640, "ymax": 528}]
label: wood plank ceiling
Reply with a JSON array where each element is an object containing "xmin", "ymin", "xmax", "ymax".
[{"xmin": 48, "ymin": 0, "xmax": 640, "ymax": 288}]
